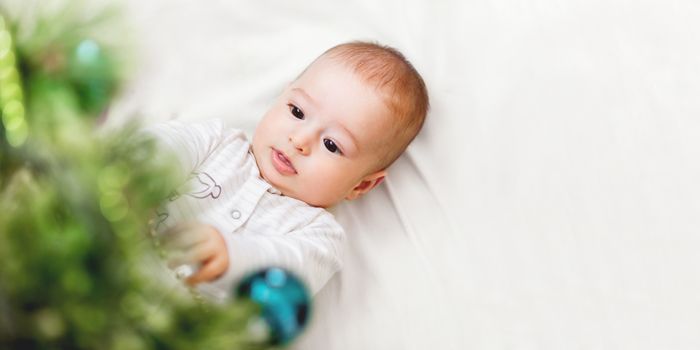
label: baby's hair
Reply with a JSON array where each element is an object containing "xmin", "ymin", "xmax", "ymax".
[{"xmin": 315, "ymin": 41, "xmax": 429, "ymax": 170}]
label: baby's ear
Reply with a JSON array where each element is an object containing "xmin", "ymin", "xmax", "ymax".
[{"xmin": 345, "ymin": 170, "xmax": 386, "ymax": 201}]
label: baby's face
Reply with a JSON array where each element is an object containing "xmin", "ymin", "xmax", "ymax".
[{"xmin": 252, "ymin": 58, "xmax": 391, "ymax": 207}]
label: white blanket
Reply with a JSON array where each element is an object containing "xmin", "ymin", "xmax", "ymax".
[{"xmin": 101, "ymin": 0, "xmax": 700, "ymax": 348}]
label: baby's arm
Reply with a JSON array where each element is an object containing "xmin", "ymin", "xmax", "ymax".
[
  {"xmin": 208, "ymin": 217, "xmax": 346, "ymax": 296},
  {"xmin": 161, "ymin": 218, "xmax": 344, "ymax": 297}
]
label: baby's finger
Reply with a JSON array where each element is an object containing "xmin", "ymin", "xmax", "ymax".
[
  {"xmin": 166, "ymin": 239, "xmax": 217, "ymax": 268},
  {"xmin": 172, "ymin": 263, "xmax": 199, "ymax": 280},
  {"xmin": 186, "ymin": 255, "xmax": 228, "ymax": 285}
]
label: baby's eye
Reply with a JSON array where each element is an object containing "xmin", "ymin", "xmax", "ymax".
[
  {"xmin": 288, "ymin": 104, "xmax": 304, "ymax": 119},
  {"xmin": 323, "ymin": 138, "xmax": 342, "ymax": 155}
]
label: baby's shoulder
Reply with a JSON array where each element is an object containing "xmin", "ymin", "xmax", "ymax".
[
  {"xmin": 207, "ymin": 118, "xmax": 249, "ymax": 144},
  {"xmin": 199, "ymin": 119, "xmax": 251, "ymax": 159}
]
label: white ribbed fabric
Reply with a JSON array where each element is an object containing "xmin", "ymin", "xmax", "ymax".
[{"xmin": 144, "ymin": 119, "xmax": 345, "ymax": 300}]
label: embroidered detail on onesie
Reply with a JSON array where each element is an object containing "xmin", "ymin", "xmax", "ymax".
[
  {"xmin": 168, "ymin": 191, "xmax": 180, "ymax": 201},
  {"xmin": 186, "ymin": 172, "xmax": 222, "ymax": 199},
  {"xmin": 154, "ymin": 210, "xmax": 169, "ymax": 231}
]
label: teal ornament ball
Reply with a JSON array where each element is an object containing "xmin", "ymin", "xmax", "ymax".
[{"xmin": 235, "ymin": 267, "xmax": 311, "ymax": 346}]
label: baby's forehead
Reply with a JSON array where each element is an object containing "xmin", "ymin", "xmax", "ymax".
[
  {"xmin": 299, "ymin": 57, "xmax": 408, "ymax": 139},
  {"xmin": 359, "ymin": 112, "xmax": 406, "ymax": 151},
  {"xmin": 306, "ymin": 55, "xmax": 391, "ymax": 89},
  {"xmin": 297, "ymin": 59, "xmax": 393, "ymax": 111}
]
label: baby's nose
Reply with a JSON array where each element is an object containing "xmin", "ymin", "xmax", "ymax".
[{"xmin": 289, "ymin": 135, "xmax": 310, "ymax": 155}]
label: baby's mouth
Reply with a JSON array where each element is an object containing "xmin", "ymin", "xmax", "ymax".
[{"xmin": 271, "ymin": 148, "xmax": 297, "ymax": 175}]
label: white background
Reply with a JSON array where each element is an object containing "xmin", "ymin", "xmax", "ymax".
[{"xmin": 13, "ymin": 0, "xmax": 700, "ymax": 348}]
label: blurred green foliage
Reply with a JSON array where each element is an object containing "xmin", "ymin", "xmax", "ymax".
[{"xmin": 0, "ymin": 3, "xmax": 266, "ymax": 349}]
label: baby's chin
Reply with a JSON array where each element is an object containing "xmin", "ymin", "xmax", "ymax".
[
  {"xmin": 269, "ymin": 181, "xmax": 324, "ymax": 207},
  {"xmin": 270, "ymin": 181, "xmax": 337, "ymax": 208},
  {"xmin": 293, "ymin": 190, "xmax": 342, "ymax": 209}
]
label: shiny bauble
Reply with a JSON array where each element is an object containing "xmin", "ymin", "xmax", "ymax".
[{"xmin": 235, "ymin": 267, "xmax": 311, "ymax": 346}]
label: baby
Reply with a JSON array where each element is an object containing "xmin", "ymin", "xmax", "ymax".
[{"xmin": 148, "ymin": 41, "xmax": 429, "ymax": 300}]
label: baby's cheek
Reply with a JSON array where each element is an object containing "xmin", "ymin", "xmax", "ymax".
[
  {"xmin": 321, "ymin": 177, "xmax": 352, "ymax": 204},
  {"xmin": 293, "ymin": 179, "xmax": 323, "ymax": 207}
]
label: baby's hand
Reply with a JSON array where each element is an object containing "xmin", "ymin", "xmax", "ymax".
[{"xmin": 161, "ymin": 221, "xmax": 229, "ymax": 285}]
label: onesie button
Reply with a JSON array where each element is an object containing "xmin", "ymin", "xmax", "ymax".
[{"xmin": 231, "ymin": 210, "xmax": 241, "ymax": 220}]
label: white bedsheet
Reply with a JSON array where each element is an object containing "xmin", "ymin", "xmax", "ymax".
[{"xmin": 101, "ymin": 0, "xmax": 700, "ymax": 348}]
